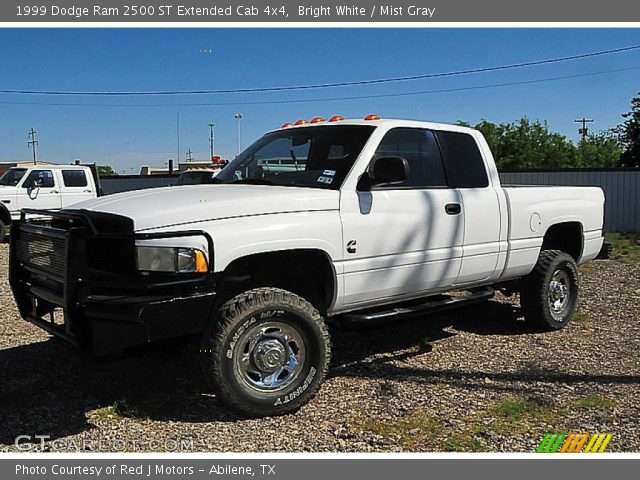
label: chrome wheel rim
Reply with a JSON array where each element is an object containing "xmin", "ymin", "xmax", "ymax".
[
  {"xmin": 234, "ymin": 320, "xmax": 305, "ymax": 392},
  {"xmin": 548, "ymin": 269, "xmax": 572, "ymax": 318}
]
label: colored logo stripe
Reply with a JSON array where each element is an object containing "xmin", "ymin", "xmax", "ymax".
[
  {"xmin": 536, "ymin": 433, "xmax": 566, "ymax": 453},
  {"xmin": 584, "ymin": 433, "xmax": 613, "ymax": 453},
  {"xmin": 537, "ymin": 433, "xmax": 612, "ymax": 453}
]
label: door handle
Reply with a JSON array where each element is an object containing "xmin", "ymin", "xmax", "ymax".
[
  {"xmin": 445, "ymin": 203, "xmax": 461, "ymax": 215},
  {"xmin": 51, "ymin": 190, "xmax": 59, "ymax": 194},
  {"xmin": 83, "ymin": 189, "xmax": 92, "ymax": 193}
]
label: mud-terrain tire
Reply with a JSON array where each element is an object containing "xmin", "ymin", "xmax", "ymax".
[
  {"xmin": 520, "ymin": 249, "xmax": 579, "ymax": 330},
  {"xmin": 201, "ymin": 287, "xmax": 331, "ymax": 417}
]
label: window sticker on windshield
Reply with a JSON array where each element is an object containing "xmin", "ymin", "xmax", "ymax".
[
  {"xmin": 322, "ymin": 169, "xmax": 336, "ymax": 177},
  {"xmin": 317, "ymin": 175, "xmax": 334, "ymax": 184}
]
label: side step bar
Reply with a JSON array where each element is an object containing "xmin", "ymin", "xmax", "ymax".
[{"xmin": 340, "ymin": 287, "xmax": 495, "ymax": 325}]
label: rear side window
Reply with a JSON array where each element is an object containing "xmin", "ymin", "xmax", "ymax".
[
  {"xmin": 373, "ymin": 128, "xmax": 448, "ymax": 188},
  {"xmin": 22, "ymin": 170, "xmax": 55, "ymax": 188},
  {"xmin": 62, "ymin": 170, "xmax": 88, "ymax": 187},
  {"xmin": 436, "ymin": 131, "xmax": 489, "ymax": 188}
]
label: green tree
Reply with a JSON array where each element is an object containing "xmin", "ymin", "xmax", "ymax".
[
  {"xmin": 616, "ymin": 92, "xmax": 640, "ymax": 167},
  {"xmin": 97, "ymin": 165, "xmax": 118, "ymax": 176},
  {"xmin": 472, "ymin": 118, "xmax": 577, "ymax": 170},
  {"xmin": 576, "ymin": 132, "xmax": 623, "ymax": 168}
]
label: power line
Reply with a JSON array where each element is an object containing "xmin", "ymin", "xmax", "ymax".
[
  {"xmin": 1, "ymin": 65, "xmax": 638, "ymax": 108},
  {"xmin": 1, "ymin": 44, "xmax": 639, "ymax": 97}
]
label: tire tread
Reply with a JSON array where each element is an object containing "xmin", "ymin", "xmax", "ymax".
[
  {"xmin": 202, "ymin": 287, "xmax": 331, "ymax": 417},
  {"xmin": 520, "ymin": 249, "xmax": 578, "ymax": 330}
]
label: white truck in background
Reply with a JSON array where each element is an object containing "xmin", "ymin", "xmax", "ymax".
[
  {"xmin": 9, "ymin": 117, "xmax": 604, "ymax": 417},
  {"xmin": 0, "ymin": 164, "xmax": 100, "ymax": 242}
]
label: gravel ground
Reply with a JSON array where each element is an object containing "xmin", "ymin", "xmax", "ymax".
[{"xmin": 0, "ymin": 243, "xmax": 638, "ymax": 453}]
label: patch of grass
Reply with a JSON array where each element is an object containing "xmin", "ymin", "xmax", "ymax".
[
  {"xmin": 92, "ymin": 406, "xmax": 117, "ymax": 420},
  {"xmin": 576, "ymin": 394, "xmax": 616, "ymax": 410},
  {"xmin": 492, "ymin": 396, "xmax": 537, "ymax": 422},
  {"xmin": 605, "ymin": 232, "xmax": 640, "ymax": 264},
  {"xmin": 443, "ymin": 433, "xmax": 489, "ymax": 452},
  {"xmin": 359, "ymin": 408, "xmax": 442, "ymax": 449},
  {"xmin": 489, "ymin": 395, "xmax": 560, "ymax": 433},
  {"xmin": 573, "ymin": 310, "xmax": 590, "ymax": 323},
  {"xmin": 92, "ymin": 399, "xmax": 142, "ymax": 420}
]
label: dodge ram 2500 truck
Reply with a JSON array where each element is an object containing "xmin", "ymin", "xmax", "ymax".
[{"xmin": 9, "ymin": 117, "xmax": 605, "ymax": 417}]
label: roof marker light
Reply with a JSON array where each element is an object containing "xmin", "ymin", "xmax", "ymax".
[
  {"xmin": 328, "ymin": 115, "xmax": 345, "ymax": 122},
  {"xmin": 294, "ymin": 119, "xmax": 308, "ymax": 125},
  {"xmin": 364, "ymin": 114, "xmax": 381, "ymax": 121},
  {"xmin": 310, "ymin": 117, "xmax": 325, "ymax": 124},
  {"xmin": 281, "ymin": 122, "xmax": 293, "ymax": 128}
]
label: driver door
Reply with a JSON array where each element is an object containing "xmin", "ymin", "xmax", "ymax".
[
  {"xmin": 339, "ymin": 128, "xmax": 464, "ymax": 308},
  {"xmin": 17, "ymin": 169, "xmax": 62, "ymax": 211}
]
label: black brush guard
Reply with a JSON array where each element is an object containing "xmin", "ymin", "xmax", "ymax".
[{"xmin": 9, "ymin": 209, "xmax": 217, "ymax": 355}]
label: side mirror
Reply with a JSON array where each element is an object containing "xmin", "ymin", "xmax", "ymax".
[
  {"xmin": 358, "ymin": 156, "xmax": 409, "ymax": 190},
  {"xmin": 32, "ymin": 179, "xmax": 42, "ymax": 189}
]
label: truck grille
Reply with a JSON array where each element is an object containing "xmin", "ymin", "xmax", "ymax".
[{"xmin": 14, "ymin": 230, "xmax": 67, "ymax": 277}]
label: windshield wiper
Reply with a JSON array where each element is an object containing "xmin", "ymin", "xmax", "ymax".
[{"xmin": 230, "ymin": 178, "xmax": 275, "ymax": 185}]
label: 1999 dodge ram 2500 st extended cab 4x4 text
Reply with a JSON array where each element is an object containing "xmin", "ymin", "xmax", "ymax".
[{"xmin": 9, "ymin": 117, "xmax": 604, "ymax": 416}]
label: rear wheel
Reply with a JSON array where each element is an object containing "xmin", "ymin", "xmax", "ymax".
[
  {"xmin": 201, "ymin": 287, "xmax": 331, "ymax": 417},
  {"xmin": 0, "ymin": 219, "xmax": 6, "ymax": 243},
  {"xmin": 520, "ymin": 249, "xmax": 579, "ymax": 330}
]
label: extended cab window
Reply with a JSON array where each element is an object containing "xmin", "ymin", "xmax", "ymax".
[
  {"xmin": 62, "ymin": 170, "xmax": 88, "ymax": 187},
  {"xmin": 436, "ymin": 131, "xmax": 489, "ymax": 188},
  {"xmin": 215, "ymin": 125, "xmax": 374, "ymax": 189},
  {"xmin": 373, "ymin": 128, "xmax": 447, "ymax": 188},
  {"xmin": 22, "ymin": 170, "xmax": 55, "ymax": 189}
]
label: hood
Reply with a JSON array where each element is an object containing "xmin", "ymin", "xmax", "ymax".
[{"xmin": 70, "ymin": 184, "xmax": 340, "ymax": 231}]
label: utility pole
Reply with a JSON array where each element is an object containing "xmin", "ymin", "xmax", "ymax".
[
  {"xmin": 208, "ymin": 123, "xmax": 215, "ymax": 160},
  {"xmin": 574, "ymin": 118, "xmax": 594, "ymax": 142},
  {"xmin": 186, "ymin": 148, "xmax": 194, "ymax": 162},
  {"xmin": 234, "ymin": 113, "xmax": 243, "ymax": 156},
  {"xmin": 177, "ymin": 112, "xmax": 181, "ymax": 165},
  {"xmin": 28, "ymin": 128, "xmax": 38, "ymax": 165}
]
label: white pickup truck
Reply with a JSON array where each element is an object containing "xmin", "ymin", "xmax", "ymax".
[
  {"xmin": 9, "ymin": 117, "xmax": 604, "ymax": 417},
  {"xmin": 0, "ymin": 164, "xmax": 100, "ymax": 242}
]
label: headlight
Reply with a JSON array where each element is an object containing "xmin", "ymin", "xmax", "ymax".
[{"xmin": 136, "ymin": 247, "xmax": 208, "ymax": 273}]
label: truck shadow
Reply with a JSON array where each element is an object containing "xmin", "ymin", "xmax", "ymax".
[{"xmin": 0, "ymin": 297, "xmax": 637, "ymax": 448}]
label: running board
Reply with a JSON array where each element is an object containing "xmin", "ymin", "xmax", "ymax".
[{"xmin": 340, "ymin": 287, "xmax": 495, "ymax": 325}]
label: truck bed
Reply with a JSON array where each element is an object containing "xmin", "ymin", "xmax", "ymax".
[{"xmin": 500, "ymin": 185, "xmax": 605, "ymax": 279}]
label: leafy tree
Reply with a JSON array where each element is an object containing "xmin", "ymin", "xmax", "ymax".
[
  {"xmin": 457, "ymin": 117, "xmax": 623, "ymax": 169},
  {"xmin": 472, "ymin": 118, "xmax": 577, "ymax": 170},
  {"xmin": 577, "ymin": 133, "xmax": 623, "ymax": 168},
  {"xmin": 616, "ymin": 92, "xmax": 640, "ymax": 167},
  {"xmin": 97, "ymin": 165, "xmax": 118, "ymax": 176}
]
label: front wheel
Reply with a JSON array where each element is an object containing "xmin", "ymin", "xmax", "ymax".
[
  {"xmin": 201, "ymin": 287, "xmax": 331, "ymax": 417},
  {"xmin": 520, "ymin": 249, "xmax": 579, "ymax": 330},
  {"xmin": 0, "ymin": 219, "xmax": 6, "ymax": 243}
]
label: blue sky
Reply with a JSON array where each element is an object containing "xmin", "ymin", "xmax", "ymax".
[{"xmin": 0, "ymin": 28, "xmax": 639, "ymax": 172}]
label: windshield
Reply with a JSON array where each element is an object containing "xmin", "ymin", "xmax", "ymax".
[
  {"xmin": 0, "ymin": 168, "xmax": 27, "ymax": 186},
  {"xmin": 176, "ymin": 171, "xmax": 218, "ymax": 185},
  {"xmin": 215, "ymin": 125, "xmax": 375, "ymax": 189}
]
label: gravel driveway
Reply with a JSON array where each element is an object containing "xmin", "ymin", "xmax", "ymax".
[{"xmin": 1, "ymin": 243, "xmax": 638, "ymax": 452}]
